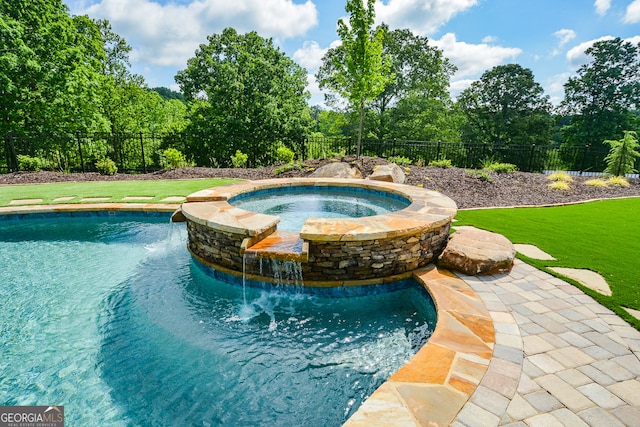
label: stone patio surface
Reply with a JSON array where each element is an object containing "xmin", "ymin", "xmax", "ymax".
[{"xmin": 451, "ymin": 260, "xmax": 640, "ymax": 427}]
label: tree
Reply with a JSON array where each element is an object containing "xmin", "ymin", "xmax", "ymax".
[
  {"xmin": 175, "ymin": 28, "xmax": 311, "ymax": 166},
  {"xmin": 561, "ymin": 38, "xmax": 640, "ymax": 146},
  {"xmin": 458, "ymin": 64, "xmax": 553, "ymax": 145},
  {"xmin": 316, "ymin": 0, "xmax": 392, "ymax": 157},
  {"xmin": 603, "ymin": 131, "xmax": 639, "ymax": 176}
]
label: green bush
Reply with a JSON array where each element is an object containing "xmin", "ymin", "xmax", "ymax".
[
  {"xmin": 274, "ymin": 161, "xmax": 307, "ymax": 175},
  {"xmin": 17, "ymin": 155, "xmax": 49, "ymax": 171},
  {"xmin": 231, "ymin": 150, "xmax": 248, "ymax": 168},
  {"xmin": 604, "ymin": 131, "xmax": 639, "ymax": 177},
  {"xmin": 276, "ymin": 145, "xmax": 295, "ymax": 164},
  {"xmin": 481, "ymin": 159, "xmax": 517, "ymax": 173},
  {"xmin": 163, "ymin": 148, "xmax": 187, "ymax": 169},
  {"xmin": 389, "ymin": 156, "xmax": 412, "ymax": 166},
  {"xmin": 466, "ymin": 169, "xmax": 492, "ymax": 182},
  {"xmin": 428, "ymin": 158, "xmax": 452, "ymax": 168},
  {"xmin": 95, "ymin": 158, "xmax": 118, "ymax": 176}
]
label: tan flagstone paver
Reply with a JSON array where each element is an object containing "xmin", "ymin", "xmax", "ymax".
[
  {"xmin": 9, "ymin": 198, "xmax": 43, "ymax": 205},
  {"xmin": 513, "ymin": 243, "xmax": 556, "ymax": 260},
  {"xmin": 549, "ymin": 267, "xmax": 612, "ymax": 296}
]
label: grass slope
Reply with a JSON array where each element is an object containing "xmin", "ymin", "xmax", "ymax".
[
  {"xmin": 0, "ymin": 178, "xmax": 240, "ymax": 206},
  {"xmin": 455, "ymin": 198, "xmax": 640, "ymax": 329}
]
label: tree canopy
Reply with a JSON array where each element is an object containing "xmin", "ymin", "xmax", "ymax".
[
  {"xmin": 561, "ymin": 37, "xmax": 640, "ymax": 146},
  {"xmin": 316, "ymin": 0, "xmax": 392, "ymax": 156},
  {"xmin": 175, "ymin": 27, "xmax": 311, "ymax": 166},
  {"xmin": 457, "ymin": 64, "xmax": 553, "ymax": 145}
]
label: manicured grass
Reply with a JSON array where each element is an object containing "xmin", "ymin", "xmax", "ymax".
[
  {"xmin": 0, "ymin": 178, "xmax": 240, "ymax": 206},
  {"xmin": 455, "ymin": 198, "xmax": 640, "ymax": 329}
]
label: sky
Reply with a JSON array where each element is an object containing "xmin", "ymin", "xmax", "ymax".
[{"xmin": 64, "ymin": 0, "xmax": 640, "ymax": 106}]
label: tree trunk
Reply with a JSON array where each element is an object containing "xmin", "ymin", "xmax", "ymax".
[{"xmin": 357, "ymin": 98, "xmax": 364, "ymax": 158}]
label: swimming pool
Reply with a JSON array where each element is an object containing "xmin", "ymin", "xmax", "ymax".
[{"xmin": 0, "ymin": 214, "xmax": 437, "ymax": 426}]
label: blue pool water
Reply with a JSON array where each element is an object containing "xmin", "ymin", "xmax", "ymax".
[
  {"xmin": 229, "ymin": 186, "xmax": 411, "ymax": 231},
  {"xmin": 0, "ymin": 215, "xmax": 436, "ymax": 426}
]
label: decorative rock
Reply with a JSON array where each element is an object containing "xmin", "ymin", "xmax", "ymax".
[
  {"xmin": 310, "ymin": 162, "xmax": 362, "ymax": 179},
  {"xmin": 438, "ymin": 226, "xmax": 515, "ymax": 275},
  {"xmin": 368, "ymin": 163, "xmax": 406, "ymax": 184}
]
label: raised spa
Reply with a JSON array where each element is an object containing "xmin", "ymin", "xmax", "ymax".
[{"xmin": 174, "ymin": 178, "xmax": 457, "ymax": 287}]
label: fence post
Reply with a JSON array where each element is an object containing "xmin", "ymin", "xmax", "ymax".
[
  {"xmin": 140, "ymin": 132, "xmax": 147, "ymax": 173},
  {"xmin": 436, "ymin": 140, "xmax": 441, "ymax": 160},
  {"xmin": 76, "ymin": 132, "xmax": 85, "ymax": 173},
  {"xmin": 7, "ymin": 131, "xmax": 18, "ymax": 172},
  {"xmin": 528, "ymin": 144, "xmax": 536, "ymax": 173},
  {"xmin": 392, "ymin": 138, "xmax": 397, "ymax": 158},
  {"xmin": 301, "ymin": 135, "xmax": 307, "ymax": 160},
  {"xmin": 581, "ymin": 144, "xmax": 590, "ymax": 175}
]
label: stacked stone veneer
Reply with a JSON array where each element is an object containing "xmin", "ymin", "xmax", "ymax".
[
  {"xmin": 304, "ymin": 223, "xmax": 451, "ymax": 281},
  {"xmin": 178, "ymin": 178, "xmax": 458, "ymax": 285}
]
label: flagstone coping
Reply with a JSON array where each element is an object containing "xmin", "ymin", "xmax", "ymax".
[
  {"xmin": 345, "ymin": 265, "xmax": 496, "ymax": 426},
  {"xmin": 549, "ymin": 267, "xmax": 612, "ymax": 296},
  {"xmin": 0, "ymin": 203, "xmax": 180, "ymax": 216},
  {"xmin": 182, "ymin": 177, "xmax": 457, "ymax": 241},
  {"xmin": 514, "ymin": 244, "xmax": 556, "ymax": 260}
]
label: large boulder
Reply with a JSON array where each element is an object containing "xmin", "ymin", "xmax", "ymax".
[
  {"xmin": 438, "ymin": 226, "xmax": 515, "ymax": 275},
  {"xmin": 367, "ymin": 163, "xmax": 406, "ymax": 184},
  {"xmin": 310, "ymin": 162, "xmax": 362, "ymax": 179}
]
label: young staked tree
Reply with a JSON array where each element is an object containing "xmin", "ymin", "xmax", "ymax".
[
  {"xmin": 603, "ymin": 130, "xmax": 640, "ymax": 176},
  {"xmin": 316, "ymin": 0, "xmax": 392, "ymax": 157}
]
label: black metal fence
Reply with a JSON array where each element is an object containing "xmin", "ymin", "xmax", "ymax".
[{"xmin": 1, "ymin": 131, "xmax": 625, "ymax": 175}]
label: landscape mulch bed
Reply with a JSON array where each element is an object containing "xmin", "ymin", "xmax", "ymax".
[{"xmin": 1, "ymin": 156, "xmax": 639, "ymax": 209}]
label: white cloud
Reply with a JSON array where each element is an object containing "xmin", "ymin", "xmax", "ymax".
[
  {"xmin": 434, "ymin": 33, "xmax": 522, "ymax": 79},
  {"xmin": 545, "ymin": 72, "xmax": 572, "ymax": 106},
  {"xmin": 594, "ymin": 0, "xmax": 611, "ymax": 15},
  {"xmin": 374, "ymin": 0, "xmax": 478, "ymax": 35},
  {"xmin": 624, "ymin": 0, "xmax": 640, "ymax": 23},
  {"xmin": 554, "ymin": 29, "xmax": 576, "ymax": 47},
  {"xmin": 565, "ymin": 35, "xmax": 640, "ymax": 69},
  {"xmin": 305, "ymin": 74, "xmax": 324, "ymax": 106},
  {"xmin": 293, "ymin": 41, "xmax": 328, "ymax": 73},
  {"xmin": 482, "ymin": 35, "xmax": 497, "ymax": 43},
  {"xmin": 79, "ymin": 0, "xmax": 318, "ymax": 67}
]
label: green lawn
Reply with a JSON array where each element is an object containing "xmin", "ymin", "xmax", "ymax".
[
  {"xmin": 0, "ymin": 178, "xmax": 240, "ymax": 206},
  {"xmin": 455, "ymin": 197, "xmax": 640, "ymax": 329}
]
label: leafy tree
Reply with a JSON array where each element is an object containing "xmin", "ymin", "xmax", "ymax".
[
  {"xmin": 603, "ymin": 130, "xmax": 639, "ymax": 176},
  {"xmin": 151, "ymin": 87, "xmax": 185, "ymax": 102},
  {"xmin": 561, "ymin": 38, "xmax": 640, "ymax": 146},
  {"xmin": 175, "ymin": 28, "xmax": 311, "ymax": 166},
  {"xmin": 458, "ymin": 64, "xmax": 553, "ymax": 145},
  {"xmin": 316, "ymin": 0, "xmax": 392, "ymax": 157},
  {"xmin": 372, "ymin": 27, "xmax": 459, "ymax": 141}
]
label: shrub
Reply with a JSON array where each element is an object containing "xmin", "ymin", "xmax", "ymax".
[
  {"xmin": 162, "ymin": 148, "xmax": 186, "ymax": 169},
  {"xmin": 466, "ymin": 169, "xmax": 492, "ymax": 182},
  {"xmin": 276, "ymin": 145, "xmax": 295, "ymax": 164},
  {"xmin": 547, "ymin": 171, "xmax": 573, "ymax": 183},
  {"xmin": 584, "ymin": 178, "xmax": 609, "ymax": 188},
  {"xmin": 548, "ymin": 180, "xmax": 570, "ymax": 191},
  {"xmin": 603, "ymin": 131, "xmax": 639, "ymax": 177},
  {"xmin": 231, "ymin": 150, "xmax": 248, "ymax": 168},
  {"xmin": 95, "ymin": 158, "xmax": 117, "ymax": 176},
  {"xmin": 428, "ymin": 158, "xmax": 452, "ymax": 168},
  {"xmin": 608, "ymin": 176, "xmax": 631, "ymax": 187},
  {"xmin": 482, "ymin": 160, "xmax": 517, "ymax": 173},
  {"xmin": 17, "ymin": 155, "xmax": 49, "ymax": 171},
  {"xmin": 274, "ymin": 161, "xmax": 307, "ymax": 175},
  {"xmin": 389, "ymin": 156, "xmax": 412, "ymax": 166}
]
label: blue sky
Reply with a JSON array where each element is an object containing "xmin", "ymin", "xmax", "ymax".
[{"xmin": 64, "ymin": 0, "xmax": 640, "ymax": 106}]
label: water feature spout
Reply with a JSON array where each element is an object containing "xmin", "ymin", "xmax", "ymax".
[{"xmin": 170, "ymin": 207, "xmax": 186, "ymax": 223}]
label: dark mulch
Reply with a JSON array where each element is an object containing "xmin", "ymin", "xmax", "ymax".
[{"xmin": 2, "ymin": 156, "xmax": 639, "ymax": 209}]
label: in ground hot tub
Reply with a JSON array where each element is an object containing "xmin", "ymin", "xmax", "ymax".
[{"xmin": 173, "ymin": 178, "xmax": 457, "ymax": 287}]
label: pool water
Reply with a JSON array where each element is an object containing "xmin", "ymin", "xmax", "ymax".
[
  {"xmin": 0, "ymin": 215, "xmax": 436, "ymax": 426},
  {"xmin": 229, "ymin": 186, "xmax": 411, "ymax": 231}
]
